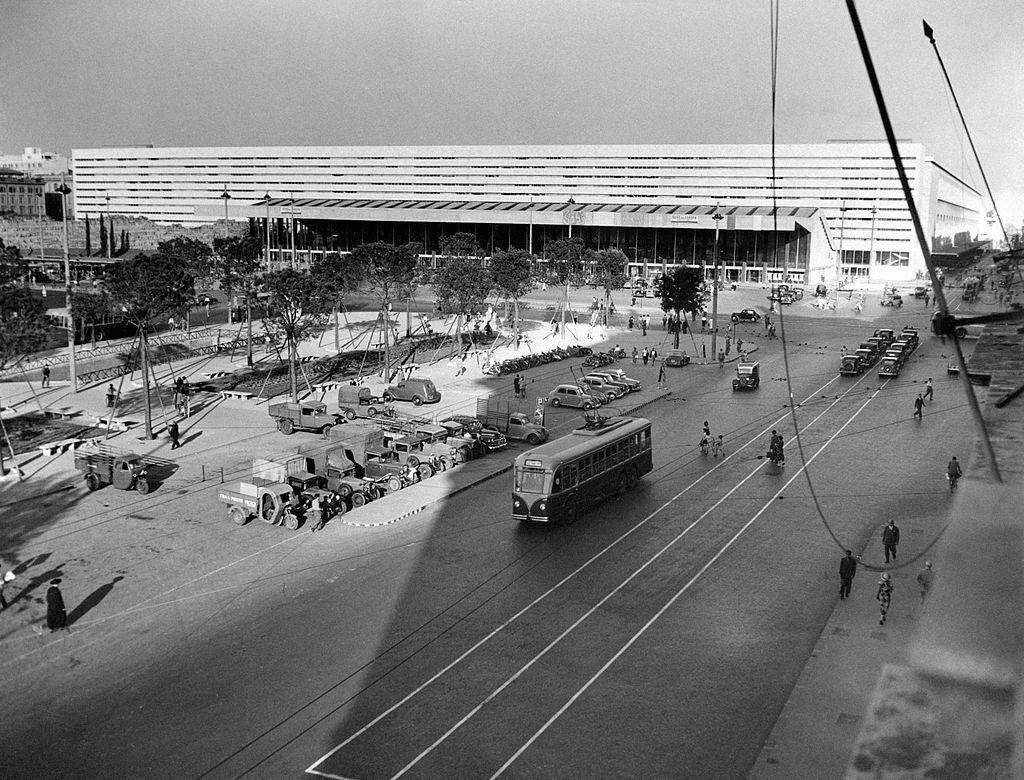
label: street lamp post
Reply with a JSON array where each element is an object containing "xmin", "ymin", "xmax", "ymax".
[
  {"xmin": 836, "ymin": 201, "xmax": 848, "ymax": 309},
  {"xmin": 220, "ymin": 187, "xmax": 231, "ymax": 239},
  {"xmin": 105, "ymin": 194, "xmax": 112, "ymax": 259},
  {"xmin": 289, "ymin": 194, "xmax": 297, "ymax": 270},
  {"xmin": 57, "ymin": 178, "xmax": 77, "ymax": 392},
  {"xmin": 37, "ymin": 192, "xmax": 45, "ymax": 287},
  {"xmin": 264, "ymin": 192, "xmax": 271, "ymax": 269},
  {"xmin": 711, "ymin": 207, "xmax": 724, "ymax": 359}
]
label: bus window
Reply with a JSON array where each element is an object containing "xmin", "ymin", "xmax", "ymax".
[{"xmin": 516, "ymin": 469, "xmax": 547, "ymax": 493}]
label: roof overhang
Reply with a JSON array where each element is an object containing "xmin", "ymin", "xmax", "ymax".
[{"xmin": 236, "ymin": 198, "xmax": 820, "ymax": 232}]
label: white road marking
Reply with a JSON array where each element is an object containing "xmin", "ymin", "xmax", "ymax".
[
  {"xmin": 306, "ymin": 371, "xmax": 867, "ymax": 777},
  {"xmin": 490, "ymin": 382, "xmax": 888, "ymax": 777}
]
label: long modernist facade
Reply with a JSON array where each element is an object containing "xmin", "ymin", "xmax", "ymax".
[{"xmin": 71, "ymin": 142, "xmax": 984, "ymax": 284}]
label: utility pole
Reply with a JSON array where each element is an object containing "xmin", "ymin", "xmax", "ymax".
[
  {"xmin": 836, "ymin": 201, "xmax": 848, "ymax": 309},
  {"xmin": 105, "ymin": 194, "xmax": 112, "ymax": 259},
  {"xmin": 57, "ymin": 177, "xmax": 77, "ymax": 392},
  {"xmin": 220, "ymin": 187, "xmax": 231, "ymax": 239},
  {"xmin": 711, "ymin": 207, "xmax": 724, "ymax": 359}
]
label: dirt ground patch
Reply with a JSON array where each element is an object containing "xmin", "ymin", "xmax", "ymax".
[{"xmin": 1, "ymin": 413, "xmax": 97, "ymax": 455}]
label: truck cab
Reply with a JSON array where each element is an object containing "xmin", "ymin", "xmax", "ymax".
[
  {"xmin": 506, "ymin": 412, "xmax": 548, "ymax": 445},
  {"xmin": 268, "ymin": 400, "xmax": 343, "ymax": 436}
]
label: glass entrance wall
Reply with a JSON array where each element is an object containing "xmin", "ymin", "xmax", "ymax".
[{"xmin": 260, "ymin": 217, "xmax": 812, "ymax": 276}]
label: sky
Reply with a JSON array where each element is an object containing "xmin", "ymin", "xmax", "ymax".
[{"xmin": 2, "ymin": 0, "xmax": 1021, "ymax": 229}]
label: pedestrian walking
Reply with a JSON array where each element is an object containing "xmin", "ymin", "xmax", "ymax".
[
  {"xmin": 916, "ymin": 561, "xmax": 933, "ymax": 604},
  {"xmin": 106, "ymin": 384, "xmax": 117, "ymax": 411},
  {"xmin": 657, "ymin": 362, "xmax": 666, "ymax": 388},
  {"xmin": 725, "ymin": 335, "xmax": 731, "ymax": 356},
  {"xmin": 662, "ymin": 313, "xmax": 668, "ymax": 329},
  {"xmin": 169, "ymin": 420, "xmax": 181, "ymax": 450},
  {"xmin": 923, "ymin": 378, "xmax": 933, "ymax": 402},
  {"xmin": 641, "ymin": 318, "xmax": 648, "ymax": 336},
  {"xmin": 876, "ymin": 573, "xmax": 893, "ymax": 625},
  {"xmin": 913, "ymin": 393, "xmax": 925, "ymax": 420},
  {"xmin": 768, "ymin": 323, "xmax": 776, "ymax": 339},
  {"xmin": 173, "ymin": 376, "xmax": 184, "ymax": 410},
  {"xmin": 711, "ymin": 434, "xmax": 724, "ymax": 457},
  {"xmin": 180, "ymin": 382, "xmax": 192, "ymax": 418},
  {"xmin": 642, "ymin": 348, "xmax": 649, "ymax": 366},
  {"xmin": 41, "ymin": 366, "xmax": 51, "ymax": 388},
  {"xmin": 628, "ymin": 315, "xmax": 635, "ymax": 330},
  {"xmin": 701, "ymin": 313, "xmax": 708, "ymax": 332},
  {"xmin": 882, "ymin": 519, "xmax": 900, "ymax": 563},
  {"xmin": 46, "ymin": 579, "xmax": 67, "ymax": 631},
  {"xmin": 717, "ymin": 349, "xmax": 725, "ymax": 368},
  {"xmin": 924, "ymin": 292, "xmax": 930, "ymax": 306},
  {"xmin": 632, "ymin": 347, "xmax": 638, "ymax": 365},
  {"xmin": 650, "ymin": 347, "xmax": 658, "ymax": 361},
  {"xmin": 513, "ymin": 374, "xmax": 522, "ymax": 398},
  {"xmin": 701, "ymin": 342, "xmax": 707, "ymax": 359},
  {"xmin": 736, "ymin": 337, "xmax": 743, "ymax": 354},
  {"xmin": 839, "ymin": 550, "xmax": 857, "ymax": 599},
  {"xmin": 764, "ymin": 315, "xmax": 770, "ymax": 331}
]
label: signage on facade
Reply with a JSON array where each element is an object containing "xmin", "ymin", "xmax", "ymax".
[{"xmin": 671, "ymin": 216, "xmax": 700, "ymax": 224}]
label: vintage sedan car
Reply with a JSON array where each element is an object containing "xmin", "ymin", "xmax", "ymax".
[
  {"xmin": 664, "ymin": 349, "xmax": 690, "ymax": 367},
  {"xmin": 546, "ymin": 384, "xmax": 602, "ymax": 409},
  {"xmin": 590, "ymin": 369, "xmax": 641, "ymax": 392},
  {"xmin": 730, "ymin": 308, "xmax": 762, "ymax": 323},
  {"xmin": 578, "ymin": 376, "xmax": 622, "ymax": 402}
]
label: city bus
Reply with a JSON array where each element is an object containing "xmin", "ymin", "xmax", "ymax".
[{"xmin": 512, "ymin": 416, "xmax": 653, "ymax": 523}]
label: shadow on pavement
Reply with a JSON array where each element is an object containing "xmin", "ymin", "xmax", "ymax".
[{"xmin": 67, "ymin": 575, "xmax": 124, "ymax": 626}]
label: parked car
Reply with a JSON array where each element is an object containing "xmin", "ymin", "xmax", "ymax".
[
  {"xmin": 439, "ymin": 415, "xmax": 507, "ymax": 451},
  {"xmin": 583, "ymin": 373, "xmax": 633, "ymax": 395},
  {"xmin": 578, "ymin": 376, "xmax": 622, "ymax": 402},
  {"xmin": 382, "ymin": 377, "xmax": 441, "ymax": 406},
  {"xmin": 664, "ymin": 349, "xmax": 690, "ymax": 367},
  {"xmin": 588, "ymin": 369, "xmax": 642, "ymax": 392},
  {"xmin": 913, "ymin": 285, "xmax": 929, "ymax": 299},
  {"xmin": 546, "ymin": 384, "xmax": 602, "ymax": 409},
  {"xmin": 731, "ymin": 308, "xmax": 762, "ymax": 323}
]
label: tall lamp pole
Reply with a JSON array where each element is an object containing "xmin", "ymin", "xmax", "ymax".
[
  {"xmin": 836, "ymin": 201, "xmax": 848, "ymax": 309},
  {"xmin": 105, "ymin": 194, "xmax": 112, "ymax": 259},
  {"xmin": 220, "ymin": 187, "xmax": 231, "ymax": 239},
  {"xmin": 264, "ymin": 192, "xmax": 271, "ymax": 269},
  {"xmin": 37, "ymin": 191, "xmax": 45, "ymax": 286},
  {"xmin": 868, "ymin": 203, "xmax": 877, "ymax": 286},
  {"xmin": 711, "ymin": 207, "xmax": 724, "ymax": 359},
  {"xmin": 57, "ymin": 178, "xmax": 77, "ymax": 392},
  {"xmin": 290, "ymin": 193, "xmax": 297, "ymax": 270}
]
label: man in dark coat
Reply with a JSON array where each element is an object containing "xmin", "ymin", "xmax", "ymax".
[
  {"xmin": 839, "ymin": 550, "xmax": 857, "ymax": 599},
  {"xmin": 46, "ymin": 579, "xmax": 67, "ymax": 631},
  {"xmin": 169, "ymin": 420, "xmax": 181, "ymax": 450},
  {"xmin": 882, "ymin": 520, "xmax": 900, "ymax": 563}
]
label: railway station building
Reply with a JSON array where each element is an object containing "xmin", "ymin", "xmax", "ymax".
[{"xmin": 70, "ymin": 142, "xmax": 985, "ymax": 286}]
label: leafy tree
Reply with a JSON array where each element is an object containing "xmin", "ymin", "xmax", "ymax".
[
  {"xmin": 489, "ymin": 248, "xmax": 534, "ymax": 338},
  {"xmin": 592, "ymin": 249, "xmax": 628, "ymax": 325},
  {"xmin": 311, "ymin": 251, "xmax": 364, "ymax": 352},
  {"xmin": 0, "ymin": 238, "xmax": 29, "ymax": 287},
  {"xmin": 350, "ymin": 241, "xmax": 419, "ymax": 382},
  {"xmin": 105, "ymin": 252, "xmax": 195, "ymax": 439},
  {"xmin": 99, "ymin": 214, "xmax": 108, "ymax": 257},
  {"xmin": 543, "ymin": 236, "xmax": 587, "ymax": 331},
  {"xmin": 434, "ymin": 257, "xmax": 493, "ymax": 350},
  {"xmin": 158, "ymin": 237, "xmax": 214, "ymax": 291},
  {"xmin": 0, "ymin": 285, "xmax": 49, "ymax": 474},
  {"xmin": 656, "ymin": 266, "xmax": 704, "ymax": 348},
  {"xmin": 214, "ymin": 235, "xmax": 265, "ymax": 366},
  {"xmin": 260, "ymin": 269, "xmax": 330, "ymax": 401},
  {"xmin": 69, "ymin": 290, "xmax": 114, "ymax": 346}
]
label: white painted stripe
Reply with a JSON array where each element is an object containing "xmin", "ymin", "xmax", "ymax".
[
  {"xmin": 490, "ymin": 382, "xmax": 888, "ymax": 777},
  {"xmin": 390, "ymin": 378, "xmax": 869, "ymax": 779},
  {"xmin": 305, "ymin": 371, "xmax": 863, "ymax": 775}
]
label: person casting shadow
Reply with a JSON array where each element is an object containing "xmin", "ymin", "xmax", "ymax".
[{"xmin": 66, "ymin": 576, "xmax": 124, "ymax": 626}]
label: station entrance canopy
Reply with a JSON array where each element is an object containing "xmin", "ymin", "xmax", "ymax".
[{"xmin": 241, "ymin": 197, "xmax": 822, "ymax": 235}]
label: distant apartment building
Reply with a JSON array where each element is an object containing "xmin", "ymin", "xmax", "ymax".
[
  {"xmin": 71, "ymin": 142, "xmax": 984, "ymax": 284},
  {"xmin": 0, "ymin": 147, "xmax": 73, "ymax": 218}
]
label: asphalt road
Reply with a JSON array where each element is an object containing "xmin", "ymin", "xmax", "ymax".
[{"xmin": 0, "ymin": 302, "xmax": 973, "ymax": 779}]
